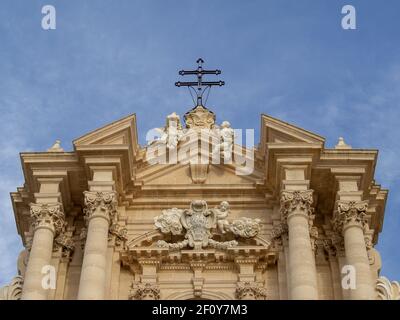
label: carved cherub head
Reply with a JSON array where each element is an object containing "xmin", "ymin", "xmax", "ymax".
[
  {"xmin": 221, "ymin": 121, "xmax": 231, "ymax": 128},
  {"xmin": 219, "ymin": 201, "xmax": 230, "ymax": 211}
]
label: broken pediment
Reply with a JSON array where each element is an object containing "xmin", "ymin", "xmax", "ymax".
[
  {"xmin": 260, "ymin": 114, "xmax": 325, "ymax": 150},
  {"xmin": 73, "ymin": 114, "xmax": 139, "ymax": 149}
]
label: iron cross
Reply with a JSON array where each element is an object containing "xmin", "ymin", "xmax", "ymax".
[{"xmin": 175, "ymin": 58, "xmax": 225, "ymax": 106}]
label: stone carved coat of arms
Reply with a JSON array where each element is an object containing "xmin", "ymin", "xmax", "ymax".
[{"xmin": 154, "ymin": 200, "xmax": 261, "ymax": 250}]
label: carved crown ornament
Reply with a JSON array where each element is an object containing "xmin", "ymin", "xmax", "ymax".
[
  {"xmin": 30, "ymin": 203, "xmax": 66, "ymax": 235},
  {"xmin": 332, "ymin": 200, "xmax": 369, "ymax": 233},
  {"xmin": 184, "ymin": 105, "xmax": 216, "ymax": 129},
  {"xmin": 154, "ymin": 200, "xmax": 261, "ymax": 251},
  {"xmin": 280, "ymin": 190, "xmax": 314, "ymax": 222}
]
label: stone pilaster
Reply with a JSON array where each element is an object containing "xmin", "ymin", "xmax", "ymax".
[
  {"xmin": 77, "ymin": 191, "xmax": 117, "ymax": 300},
  {"xmin": 332, "ymin": 200, "xmax": 375, "ymax": 300},
  {"xmin": 280, "ymin": 190, "xmax": 318, "ymax": 300},
  {"xmin": 21, "ymin": 203, "xmax": 65, "ymax": 300}
]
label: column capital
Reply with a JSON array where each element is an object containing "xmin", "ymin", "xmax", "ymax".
[
  {"xmin": 29, "ymin": 203, "xmax": 65, "ymax": 235},
  {"xmin": 235, "ymin": 281, "xmax": 267, "ymax": 300},
  {"xmin": 280, "ymin": 189, "xmax": 314, "ymax": 222},
  {"xmin": 83, "ymin": 191, "xmax": 117, "ymax": 223},
  {"xmin": 332, "ymin": 200, "xmax": 368, "ymax": 233}
]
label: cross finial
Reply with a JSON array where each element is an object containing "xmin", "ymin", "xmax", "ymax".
[{"xmin": 175, "ymin": 58, "xmax": 225, "ymax": 107}]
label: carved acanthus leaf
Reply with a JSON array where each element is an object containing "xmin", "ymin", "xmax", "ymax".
[
  {"xmin": 332, "ymin": 200, "xmax": 368, "ymax": 233},
  {"xmin": 280, "ymin": 190, "xmax": 314, "ymax": 222},
  {"xmin": 83, "ymin": 191, "xmax": 118, "ymax": 223},
  {"xmin": 30, "ymin": 203, "xmax": 65, "ymax": 235}
]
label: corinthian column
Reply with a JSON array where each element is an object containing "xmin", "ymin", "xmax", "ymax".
[
  {"xmin": 281, "ymin": 190, "xmax": 318, "ymax": 299},
  {"xmin": 332, "ymin": 200, "xmax": 374, "ymax": 299},
  {"xmin": 21, "ymin": 203, "xmax": 65, "ymax": 300},
  {"xmin": 77, "ymin": 191, "xmax": 117, "ymax": 300}
]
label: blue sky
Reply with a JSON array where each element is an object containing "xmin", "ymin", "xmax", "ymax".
[{"xmin": 0, "ymin": 0, "xmax": 399, "ymax": 286}]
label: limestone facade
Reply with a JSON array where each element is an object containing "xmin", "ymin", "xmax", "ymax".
[{"xmin": 1, "ymin": 105, "xmax": 397, "ymax": 300}]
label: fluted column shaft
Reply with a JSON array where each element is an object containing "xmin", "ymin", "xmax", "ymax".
[
  {"xmin": 333, "ymin": 201, "xmax": 375, "ymax": 300},
  {"xmin": 281, "ymin": 190, "xmax": 318, "ymax": 300},
  {"xmin": 77, "ymin": 191, "xmax": 116, "ymax": 300},
  {"xmin": 21, "ymin": 203, "xmax": 65, "ymax": 300}
]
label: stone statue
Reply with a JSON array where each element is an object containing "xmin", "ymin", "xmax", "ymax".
[
  {"xmin": 150, "ymin": 112, "xmax": 184, "ymax": 150},
  {"xmin": 213, "ymin": 201, "xmax": 230, "ymax": 234},
  {"xmin": 212, "ymin": 121, "xmax": 234, "ymax": 160}
]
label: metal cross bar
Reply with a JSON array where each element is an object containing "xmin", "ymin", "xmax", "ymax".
[{"xmin": 175, "ymin": 58, "xmax": 225, "ymax": 106}]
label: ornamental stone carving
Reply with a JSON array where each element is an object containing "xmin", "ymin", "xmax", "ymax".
[
  {"xmin": 332, "ymin": 200, "xmax": 368, "ymax": 233},
  {"xmin": 154, "ymin": 200, "xmax": 260, "ymax": 250},
  {"xmin": 212, "ymin": 121, "xmax": 234, "ymax": 161},
  {"xmin": 149, "ymin": 112, "xmax": 184, "ymax": 150},
  {"xmin": 322, "ymin": 239, "xmax": 337, "ymax": 257},
  {"xmin": 30, "ymin": 203, "xmax": 65, "ymax": 235},
  {"xmin": 83, "ymin": 191, "xmax": 118, "ymax": 223},
  {"xmin": 280, "ymin": 190, "xmax": 314, "ymax": 222},
  {"xmin": 0, "ymin": 275, "xmax": 23, "ymax": 300},
  {"xmin": 109, "ymin": 222, "xmax": 128, "ymax": 247},
  {"xmin": 229, "ymin": 217, "xmax": 261, "ymax": 238},
  {"xmin": 236, "ymin": 281, "xmax": 267, "ymax": 300},
  {"xmin": 184, "ymin": 105, "xmax": 216, "ymax": 129},
  {"xmin": 154, "ymin": 207, "xmax": 184, "ymax": 235},
  {"xmin": 54, "ymin": 232, "xmax": 75, "ymax": 257},
  {"xmin": 129, "ymin": 282, "xmax": 160, "ymax": 300},
  {"xmin": 376, "ymin": 276, "xmax": 400, "ymax": 300}
]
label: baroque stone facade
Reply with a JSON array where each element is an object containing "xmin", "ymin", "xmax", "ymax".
[{"xmin": 1, "ymin": 104, "xmax": 397, "ymax": 300}]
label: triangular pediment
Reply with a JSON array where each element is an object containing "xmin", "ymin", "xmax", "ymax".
[
  {"xmin": 73, "ymin": 114, "xmax": 138, "ymax": 149},
  {"xmin": 261, "ymin": 114, "xmax": 325, "ymax": 147}
]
